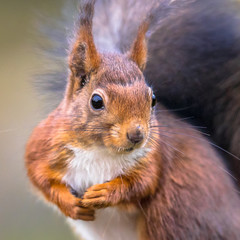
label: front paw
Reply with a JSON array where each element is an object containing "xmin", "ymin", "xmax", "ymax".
[
  {"xmin": 67, "ymin": 204, "xmax": 95, "ymax": 221},
  {"xmin": 59, "ymin": 195, "xmax": 95, "ymax": 221},
  {"xmin": 81, "ymin": 182, "xmax": 121, "ymax": 209}
]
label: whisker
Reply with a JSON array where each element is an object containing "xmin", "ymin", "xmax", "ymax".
[
  {"xmin": 150, "ymin": 134, "xmax": 239, "ymax": 182},
  {"xmin": 217, "ymin": 166, "xmax": 238, "ymax": 182},
  {"xmin": 154, "ymin": 105, "xmax": 192, "ymax": 113},
  {"xmin": 148, "ymin": 138, "xmax": 160, "ymax": 149},
  {"xmin": 63, "ymin": 124, "xmax": 106, "ymax": 129},
  {"xmin": 150, "ymin": 126, "xmax": 210, "ymax": 137},
  {"xmin": 150, "ymin": 125, "xmax": 207, "ymax": 130},
  {"xmin": 151, "ymin": 132, "xmax": 183, "ymax": 143},
  {"xmin": 149, "ymin": 135, "xmax": 185, "ymax": 156},
  {"xmin": 148, "ymin": 135, "xmax": 161, "ymax": 148},
  {"xmin": 154, "ymin": 116, "xmax": 195, "ymax": 122},
  {"xmin": 153, "ymin": 131, "xmax": 240, "ymax": 161},
  {"xmin": 137, "ymin": 200, "xmax": 148, "ymax": 221},
  {"xmin": 77, "ymin": 128, "xmax": 106, "ymax": 132}
]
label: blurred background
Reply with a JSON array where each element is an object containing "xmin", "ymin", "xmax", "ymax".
[{"xmin": 0, "ymin": 0, "xmax": 76, "ymax": 239}]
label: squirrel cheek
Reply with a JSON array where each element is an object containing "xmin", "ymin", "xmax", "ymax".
[{"xmin": 102, "ymin": 125, "xmax": 128, "ymax": 150}]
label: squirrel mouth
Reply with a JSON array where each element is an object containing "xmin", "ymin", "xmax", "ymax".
[
  {"xmin": 108, "ymin": 138, "xmax": 147, "ymax": 154},
  {"xmin": 111, "ymin": 139, "xmax": 147, "ymax": 153},
  {"xmin": 125, "ymin": 147, "xmax": 134, "ymax": 152},
  {"xmin": 109, "ymin": 145, "xmax": 135, "ymax": 154}
]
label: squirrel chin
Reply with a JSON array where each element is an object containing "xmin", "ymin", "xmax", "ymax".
[
  {"xmin": 108, "ymin": 146, "xmax": 139, "ymax": 155},
  {"xmin": 106, "ymin": 146, "xmax": 151, "ymax": 160},
  {"xmin": 106, "ymin": 141, "xmax": 149, "ymax": 155}
]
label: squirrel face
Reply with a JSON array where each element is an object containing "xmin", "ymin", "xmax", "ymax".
[
  {"xmin": 64, "ymin": 54, "xmax": 155, "ymax": 154},
  {"xmin": 61, "ymin": 3, "xmax": 154, "ymax": 154}
]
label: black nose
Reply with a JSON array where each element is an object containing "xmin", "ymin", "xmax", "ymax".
[{"xmin": 127, "ymin": 127, "xmax": 144, "ymax": 144}]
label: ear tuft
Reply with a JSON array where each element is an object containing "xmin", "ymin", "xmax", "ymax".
[
  {"xmin": 69, "ymin": 0, "xmax": 100, "ymax": 77},
  {"xmin": 128, "ymin": 19, "xmax": 150, "ymax": 71},
  {"xmin": 70, "ymin": 42, "xmax": 87, "ymax": 77}
]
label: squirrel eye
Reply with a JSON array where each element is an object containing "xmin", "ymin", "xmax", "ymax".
[
  {"xmin": 91, "ymin": 94, "xmax": 104, "ymax": 110},
  {"xmin": 152, "ymin": 93, "xmax": 156, "ymax": 107}
]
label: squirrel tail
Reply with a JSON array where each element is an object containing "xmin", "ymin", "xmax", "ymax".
[{"xmin": 92, "ymin": 0, "xmax": 196, "ymax": 52}]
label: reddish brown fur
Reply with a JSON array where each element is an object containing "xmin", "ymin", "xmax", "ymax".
[
  {"xmin": 67, "ymin": 0, "xmax": 100, "ymax": 101},
  {"xmin": 25, "ymin": 1, "xmax": 240, "ymax": 239},
  {"xmin": 129, "ymin": 20, "xmax": 149, "ymax": 71}
]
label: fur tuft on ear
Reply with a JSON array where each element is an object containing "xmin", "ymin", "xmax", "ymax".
[
  {"xmin": 128, "ymin": 0, "xmax": 196, "ymax": 71},
  {"xmin": 69, "ymin": 0, "xmax": 100, "ymax": 78},
  {"xmin": 128, "ymin": 19, "xmax": 150, "ymax": 71}
]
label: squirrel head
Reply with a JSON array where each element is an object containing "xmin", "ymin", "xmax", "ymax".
[{"xmin": 62, "ymin": 0, "xmax": 156, "ymax": 154}]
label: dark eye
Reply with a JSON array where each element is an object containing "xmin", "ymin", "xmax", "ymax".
[
  {"xmin": 91, "ymin": 94, "xmax": 104, "ymax": 110},
  {"xmin": 152, "ymin": 93, "xmax": 156, "ymax": 107}
]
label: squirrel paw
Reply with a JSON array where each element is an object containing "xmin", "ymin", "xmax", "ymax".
[
  {"xmin": 81, "ymin": 182, "xmax": 121, "ymax": 209},
  {"xmin": 60, "ymin": 197, "xmax": 95, "ymax": 221}
]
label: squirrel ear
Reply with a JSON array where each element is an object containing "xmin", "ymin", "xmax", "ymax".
[
  {"xmin": 128, "ymin": 20, "xmax": 149, "ymax": 71},
  {"xmin": 69, "ymin": 0, "xmax": 100, "ymax": 78}
]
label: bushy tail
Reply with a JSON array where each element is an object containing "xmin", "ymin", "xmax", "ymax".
[{"xmin": 92, "ymin": 0, "xmax": 196, "ymax": 52}]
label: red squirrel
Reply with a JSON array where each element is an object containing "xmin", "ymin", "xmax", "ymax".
[
  {"xmin": 26, "ymin": 1, "xmax": 240, "ymax": 239},
  {"xmin": 40, "ymin": 0, "xmax": 240, "ymax": 183}
]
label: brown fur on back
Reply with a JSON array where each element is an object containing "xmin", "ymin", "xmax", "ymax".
[{"xmin": 142, "ymin": 109, "xmax": 240, "ymax": 239}]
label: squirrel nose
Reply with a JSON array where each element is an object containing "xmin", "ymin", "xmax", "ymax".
[{"xmin": 127, "ymin": 126, "xmax": 144, "ymax": 144}]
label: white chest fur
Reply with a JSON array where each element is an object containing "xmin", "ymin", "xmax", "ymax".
[{"xmin": 62, "ymin": 146, "xmax": 149, "ymax": 240}]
